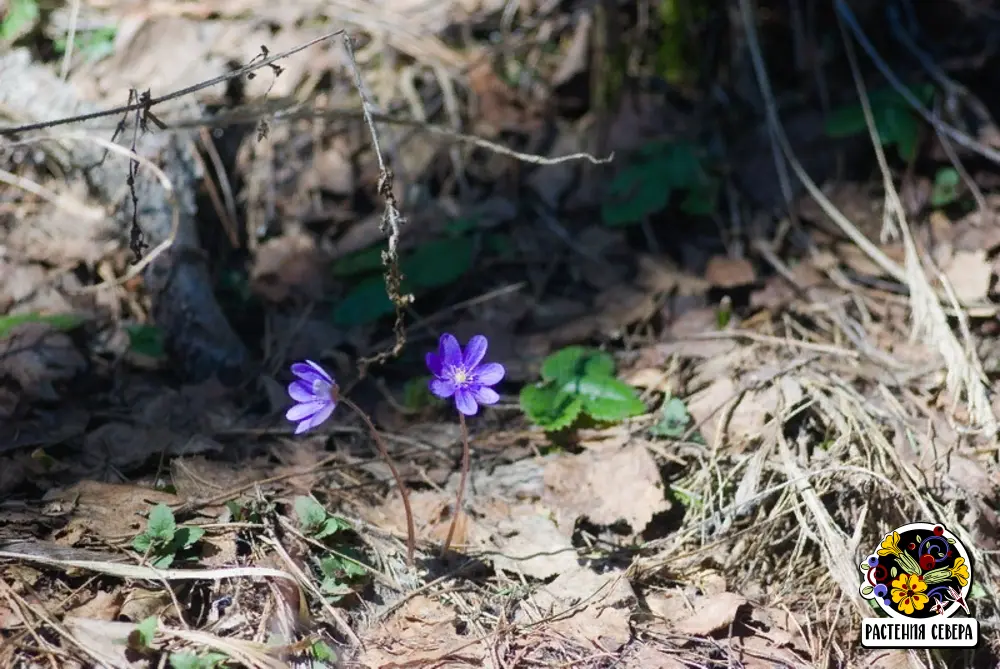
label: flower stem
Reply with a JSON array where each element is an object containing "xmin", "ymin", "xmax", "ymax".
[
  {"xmin": 442, "ymin": 412, "xmax": 470, "ymax": 556},
  {"xmin": 341, "ymin": 397, "xmax": 415, "ymax": 565}
]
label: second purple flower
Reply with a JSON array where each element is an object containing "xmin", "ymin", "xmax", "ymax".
[{"xmin": 426, "ymin": 333, "xmax": 505, "ymax": 416}]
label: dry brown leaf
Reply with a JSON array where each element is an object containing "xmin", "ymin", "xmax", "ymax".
[
  {"xmin": 646, "ymin": 589, "xmax": 693, "ymax": 625},
  {"xmin": 250, "ymin": 231, "xmax": 326, "ymax": 303},
  {"xmin": 63, "ymin": 617, "xmax": 152, "ymax": 669},
  {"xmin": 543, "ymin": 441, "xmax": 668, "ymax": 536},
  {"xmin": 119, "ymin": 587, "xmax": 173, "ymax": 623},
  {"xmin": 943, "ymin": 249, "xmax": 992, "ymax": 304},
  {"xmin": 357, "ymin": 595, "xmax": 486, "ymax": 668},
  {"xmin": 732, "ymin": 634, "xmax": 808, "ymax": 668},
  {"xmin": 517, "ymin": 567, "xmax": 635, "ymax": 652},
  {"xmin": 673, "ymin": 591, "xmax": 749, "ymax": 636},
  {"xmin": 0, "ymin": 322, "xmax": 86, "ymax": 401},
  {"xmin": 45, "ymin": 481, "xmax": 181, "ymax": 543},
  {"xmin": 705, "ymin": 256, "xmax": 756, "ymax": 288},
  {"xmin": 470, "ymin": 501, "xmax": 578, "ymax": 579},
  {"xmin": 624, "ymin": 646, "xmax": 689, "ymax": 669},
  {"xmin": 868, "ymin": 650, "xmax": 922, "ymax": 669},
  {"xmin": 66, "ymin": 590, "xmax": 122, "ymax": 621}
]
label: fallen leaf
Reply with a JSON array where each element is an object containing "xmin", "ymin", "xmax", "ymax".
[
  {"xmin": 45, "ymin": 481, "xmax": 182, "ymax": 543},
  {"xmin": 470, "ymin": 501, "xmax": 578, "ymax": 579},
  {"xmin": 0, "ymin": 322, "xmax": 86, "ymax": 401},
  {"xmin": 250, "ymin": 231, "xmax": 326, "ymax": 303},
  {"xmin": 66, "ymin": 590, "xmax": 122, "ymax": 621},
  {"xmin": 543, "ymin": 440, "xmax": 668, "ymax": 536},
  {"xmin": 516, "ymin": 566, "xmax": 635, "ymax": 652},
  {"xmin": 673, "ymin": 591, "xmax": 749, "ymax": 636},
  {"xmin": 64, "ymin": 617, "xmax": 152, "ymax": 669},
  {"xmin": 705, "ymin": 256, "xmax": 756, "ymax": 288},
  {"xmin": 624, "ymin": 646, "xmax": 689, "ymax": 669},
  {"xmin": 357, "ymin": 595, "xmax": 486, "ymax": 668},
  {"xmin": 943, "ymin": 249, "xmax": 992, "ymax": 304}
]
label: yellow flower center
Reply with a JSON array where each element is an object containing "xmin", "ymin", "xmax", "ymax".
[{"xmin": 454, "ymin": 369, "xmax": 468, "ymax": 384}]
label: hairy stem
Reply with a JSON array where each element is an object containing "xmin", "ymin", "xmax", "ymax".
[
  {"xmin": 442, "ymin": 413, "xmax": 470, "ymax": 556},
  {"xmin": 341, "ymin": 397, "xmax": 415, "ymax": 565}
]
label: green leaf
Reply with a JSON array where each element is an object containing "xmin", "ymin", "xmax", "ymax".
[
  {"xmin": 311, "ymin": 640, "xmax": 338, "ymax": 662},
  {"xmin": 861, "ymin": 585, "xmax": 874, "ymax": 596},
  {"xmin": 541, "ymin": 347, "xmax": 616, "ymax": 384},
  {"xmin": 314, "ymin": 516, "xmax": 352, "ymax": 540},
  {"xmin": 566, "ymin": 377, "xmax": 647, "ymax": 422},
  {"xmin": 132, "ymin": 533, "xmax": 153, "ymax": 554},
  {"xmin": 173, "ymin": 526, "xmax": 204, "ymax": 550},
  {"xmin": 132, "ymin": 616, "xmax": 159, "ymax": 649},
  {"xmin": 881, "ymin": 105, "xmax": 920, "ymax": 161},
  {"xmin": 294, "ymin": 496, "xmax": 328, "ymax": 532},
  {"xmin": 332, "ymin": 276, "xmax": 395, "ymax": 326},
  {"xmin": 931, "ymin": 167, "xmax": 961, "ymax": 207},
  {"xmin": 320, "ymin": 576, "xmax": 353, "ymax": 598},
  {"xmin": 824, "ymin": 104, "xmax": 868, "ymax": 138},
  {"xmin": 151, "ymin": 552, "xmax": 175, "ymax": 569},
  {"xmin": 331, "ymin": 245, "xmax": 386, "ymax": 278},
  {"xmin": 125, "ymin": 324, "xmax": 167, "ymax": 359},
  {"xmin": 401, "ymin": 237, "xmax": 474, "ymax": 290},
  {"xmin": 0, "ymin": 312, "xmax": 85, "ymax": 338},
  {"xmin": 169, "ymin": 652, "xmax": 229, "ymax": 669},
  {"xmin": 1, "ymin": 0, "xmax": 39, "ymax": 42},
  {"xmin": 680, "ymin": 177, "xmax": 719, "ymax": 216},
  {"xmin": 519, "ymin": 384, "xmax": 584, "ymax": 431},
  {"xmin": 147, "ymin": 504, "xmax": 176, "ymax": 540},
  {"xmin": 650, "ymin": 397, "xmax": 693, "ymax": 438}
]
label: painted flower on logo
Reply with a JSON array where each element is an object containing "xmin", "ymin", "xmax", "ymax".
[
  {"xmin": 950, "ymin": 557, "xmax": 970, "ymax": 587},
  {"xmin": 891, "ymin": 573, "xmax": 929, "ymax": 615},
  {"xmin": 878, "ymin": 532, "xmax": 902, "ymax": 557}
]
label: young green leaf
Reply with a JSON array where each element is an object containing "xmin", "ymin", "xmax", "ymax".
[
  {"xmin": 332, "ymin": 276, "xmax": 395, "ymax": 326},
  {"xmin": 125, "ymin": 324, "xmax": 167, "ymax": 359},
  {"xmin": 314, "ymin": 515, "xmax": 352, "ymax": 540},
  {"xmin": 172, "ymin": 526, "xmax": 205, "ymax": 551},
  {"xmin": 570, "ymin": 377, "xmax": 647, "ymax": 422},
  {"xmin": 147, "ymin": 504, "xmax": 176, "ymax": 541},
  {"xmin": 311, "ymin": 640, "xmax": 338, "ymax": 662},
  {"xmin": 0, "ymin": 312, "xmax": 85, "ymax": 338},
  {"xmin": 169, "ymin": 652, "xmax": 229, "ymax": 669},
  {"xmin": 331, "ymin": 245, "xmax": 386, "ymax": 277},
  {"xmin": 649, "ymin": 397, "xmax": 694, "ymax": 438},
  {"xmin": 294, "ymin": 496, "xmax": 328, "ymax": 533},
  {"xmin": 1, "ymin": 0, "xmax": 39, "ymax": 42},
  {"xmin": 519, "ymin": 384, "xmax": 584, "ymax": 431},
  {"xmin": 540, "ymin": 347, "xmax": 616, "ymax": 384},
  {"xmin": 930, "ymin": 167, "xmax": 961, "ymax": 207},
  {"xmin": 151, "ymin": 553, "xmax": 175, "ymax": 569},
  {"xmin": 132, "ymin": 533, "xmax": 153, "ymax": 554},
  {"xmin": 401, "ymin": 237, "xmax": 474, "ymax": 290},
  {"xmin": 130, "ymin": 616, "xmax": 159, "ymax": 650}
]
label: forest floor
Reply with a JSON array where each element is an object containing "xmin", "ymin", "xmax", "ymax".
[{"xmin": 1, "ymin": 1, "xmax": 1000, "ymax": 668}]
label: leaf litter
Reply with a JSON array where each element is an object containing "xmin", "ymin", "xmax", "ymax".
[{"xmin": 4, "ymin": 2, "xmax": 1000, "ymax": 668}]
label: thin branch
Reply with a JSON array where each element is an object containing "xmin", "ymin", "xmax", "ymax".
[{"xmin": 0, "ymin": 30, "xmax": 345, "ymax": 136}]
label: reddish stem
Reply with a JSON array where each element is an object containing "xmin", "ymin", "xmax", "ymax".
[
  {"xmin": 341, "ymin": 397, "xmax": 415, "ymax": 565},
  {"xmin": 442, "ymin": 413, "xmax": 470, "ymax": 556}
]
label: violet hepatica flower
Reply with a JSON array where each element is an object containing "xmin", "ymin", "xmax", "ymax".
[
  {"xmin": 426, "ymin": 334, "xmax": 505, "ymax": 416},
  {"xmin": 286, "ymin": 360, "xmax": 338, "ymax": 434}
]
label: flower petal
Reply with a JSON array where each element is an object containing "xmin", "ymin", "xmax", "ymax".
[
  {"xmin": 294, "ymin": 400, "xmax": 335, "ymax": 433},
  {"xmin": 454, "ymin": 387, "xmax": 478, "ymax": 416},
  {"xmin": 472, "ymin": 362, "xmax": 505, "ymax": 386},
  {"xmin": 429, "ymin": 378, "xmax": 456, "ymax": 398},
  {"xmin": 439, "ymin": 333, "xmax": 462, "ymax": 368},
  {"xmin": 286, "ymin": 400, "xmax": 328, "ymax": 421},
  {"xmin": 462, "ymin": 335, "xmax": 488, "ymax": 369},
  {"xmin": 471, "ymin": 386, "xmax": 499, "ymax": 406},
  {"xmin": 291, "ymin": 360, "xmax": 333, "ymax": 385},
  {"xmin": 288, "ymin": 380, "xmax": 320, "ymax": 403},
  {"xmin": 425, "ymin": 351, "xmax": 442, "ymax": 376}
]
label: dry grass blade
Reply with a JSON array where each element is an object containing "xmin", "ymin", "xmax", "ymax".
[{"xmin": 836, "ymin": 10, "xmax": 997, "ymax": 437}]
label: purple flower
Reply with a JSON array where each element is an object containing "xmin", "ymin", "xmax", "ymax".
[
  {"xmin": 286, "ymin": 360, "xmax": 337, "ymax": 434},
  {"xmin": 426, "ymin": 333, "xmax": 505, "ymax": 416}
]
